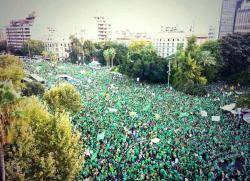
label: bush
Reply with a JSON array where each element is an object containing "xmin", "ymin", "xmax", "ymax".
[
  {"xmin": 237, "ymin": 91, "xmax": 250, "ymax": 108},
  {"xmin": 21, "ymin": 81, "xmax": 45, "ymax": 97},
  {"xmin": 44, "ymin": 83, "xmax": 82, "ymax": 113},
  {"xmin": 5, "ymin": 97, "xmax": 83, "ymax": 180},
  {"xmin": 181, "ymin": 84, "xmax": 207, "ymax": 96}
]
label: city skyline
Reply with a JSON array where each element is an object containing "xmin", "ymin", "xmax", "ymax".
[{"xmin": 0, "ymin": 0, "xmax": 223, "ymax": 39}]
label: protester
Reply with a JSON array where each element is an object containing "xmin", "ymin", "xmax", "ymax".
[{"xmin": 24, "ymin": 60, "xmax": 249, "ymax": 180}]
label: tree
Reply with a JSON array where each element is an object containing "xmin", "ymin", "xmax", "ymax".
[
  {"xmin": 44, "ymin": 83, "xmax": 82, "ymax": 114},
  {"xmin": 0, "ymin": 55, "xmax": 83, "ymax": 180},
  {"xmin": 111, "ymin": 43, "xmax": 128, "ymax": 66},
  {"xmin": 198, "ymin": 40, "xmax": 221, "ymax": 82},
  {"xmin": 0, "ymin": 55, "xmax": 24, "ymax": 180},
  {"xmin": 0, "ymin": 55, "xmax": 24, "ymax": 90},
  {"xmin": 172, "ymin": 51, "xmax": 207, "ymax": 89},
  {"xmin": 82, "ymin": 40, "xmax": 96, "ymax": 64},
  {"xmin": 48, "ymin": 51, "xmax": 58, "ymax": 67},
  {"xmin": 219, "ymin": 33, "xmax": 250, "ymax": 84},
  {"xmin": 0, "ymin": 41, "xmax": 7, "ymax": 53},
  {"xmin": 103, "ymin": 48, "xmax": 116, "ymax": 67},
  {"xmin": 128, "ymin": 40, "xmax": 151, "ymax": 53},
  {"xmin": 171, "ymin": 36, "xmax": 208, "ymax": 91},
  {"xmin": 41, "ymin": 50, "xmax": 48, "ymax": 59},
  {"xmin": 92, "ymin": 42, "xmax": 106, "ymax": 65},
  {"xmin": 199, "ymin": 40, "xmax": 220, "ymax": 62},
  {"xmin": 0, "ymin": 82, "xmax": 19, "ymax": 181},
  {"xmin": 21, "ymin": 81, "xmax": 45, "ymax": 97},
  {"xmin": 69, "ymin": 36, "xmax": 83, "ymax": 64},
  {"xmin": 21, "ymin": 40, "xmax": 45, "ymax": 57},
  {"xmin": 91, "ymin": 41, "xmax": 128, "ymax": 66},
  {"xmin": 120, "ymin": 43, "xmax": 169, "ymax": 83},
  {"xmin": 185, "ymin": 36, "xmax": 198, "ymax": 58},
  {"xmin": 5, "ymin": 97, "xmax": 83, "ymax": 180},
  {"xmin": 196, "ymin": 50, "xmax": 218, "ymax": 82}
]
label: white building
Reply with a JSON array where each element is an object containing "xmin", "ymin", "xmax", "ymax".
[
  {"xmin": 208, "ymin": 25, "xmax": 217, "ymax": 40},
  {"xmin": 153, "ymin": 27, "xmax": 185, "ymax": 58},
  {"xmin": 94, "ymin": 17, "xmax": 112, "ymax": 41},
  {"xmin": 43, "ymin": 39, "xmax": 70, "ymax": 60},
  {"xmin": 6, "ymin": 12, "xmax": 36, "ymax": 50},
  {"xmin": 113, "ymin": 29, "xmax": 132, "ymax": 45},
  {"xmin": 113, "ymin": 29, "xmax": 151, "ymax": 46},
  {"xmin": 42, "ymin": 27, "xmax": 70, "ymax": 59}
]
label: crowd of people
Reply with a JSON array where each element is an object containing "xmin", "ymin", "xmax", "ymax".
[{"xmin": 25, "ymin": 60, "xmax": 249, "ymax": 180}]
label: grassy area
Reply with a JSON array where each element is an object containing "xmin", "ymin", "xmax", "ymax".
[{"xmin": 25, "ymin": 60, "xmax": 249, "ymax": 180}]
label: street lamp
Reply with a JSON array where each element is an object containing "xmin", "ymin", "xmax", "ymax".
[
  {"xmin": 27, "ymin": 41, "xmax": 31, "ymax": 60},
  {"xmin": 167, "ymin": 58, "xmax": 171, "ymax": 88}
]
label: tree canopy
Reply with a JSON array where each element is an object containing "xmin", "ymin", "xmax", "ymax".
[
  {"xmin": 219, "ymin": 33, "xmax": 250, "ymax": 84},
  {"xmin": 44, "ymin": 83, "xmax": 82, "ymax": 114},
  {"xmin": 21, "ymin": 39, "xmax": 45, "ymax": 57},
  {"xmin": 69, "ymin": 36, "xmax": 83, "ymax": 64},
  {"xmin": 103, "ymin": 48, "xmax": 116, "ymax": 67},
  {"xmin": 0, "ymin": 55, "xmax": 24, "ymax": 90},
  {"xmin": 5, "ymin": 97, "xmax": 83, "ymax": 180}
]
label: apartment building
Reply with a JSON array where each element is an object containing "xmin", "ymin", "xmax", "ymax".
[
  {"xmin": 153, "ymin": 27, "xmax": 185, "ymax": 58},
  {"xmin": 208, "ymin": 25, "xmax": 217, "ymax": 40},
  {"xmin": 6, "ymin": 12, "xmax": 36, "ymax": 50},
  {"xmin": 219, "ymin": 0, "xmax": 250, "ymax": 38},
  {"xmin": 234, "ymin": 0, "xmax": 250, "ymax": 33},
  {"xmin": 94, "ymin": 17, "xmax": 112, "ymax": 41}
]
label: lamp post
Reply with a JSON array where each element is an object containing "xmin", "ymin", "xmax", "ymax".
[
  {"xmin": 167, "ymin": 58, "xmax": 171, "ymax": 88},
  {"xmin": 27, "ymin": 41, "xmax": 31, "ymax": 60}
]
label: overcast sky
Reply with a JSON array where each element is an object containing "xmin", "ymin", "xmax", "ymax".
[{"xmin": 0, "ymin": 0, "xmax": 223, "ymax": 39}]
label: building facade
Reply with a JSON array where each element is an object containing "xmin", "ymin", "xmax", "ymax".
[
  {"xmin": 43, "ymin": 39, "xmax": 70, "ymax": 60},
  {"xmin": 187, "ymin": 36, "xmax": 209, "ymax": 45},
  {"xmin": 113, "ymin": 29, "xmax": 152, "ymax": 46},
  {"xmin": 218, "ymin": 0, "xmax": 250, "ymax": 38},
  {"xmin": 6, "ymin": 12, "xmax": 36, "ymax": 50},
  {"xmin": 234, "ymin": 0, "xmax": 250, "ymax": 33},
  {"xmin": 208, "ymin": 25, "xmax": 217, "ymax": 40},
  {"xmin": 153, "ymin": 27, "xmax": 185, "ymax": 58},
  {"xmin": 0, "ymin": 28, "xmax": 6, "ymax": 42},
  {"xmin": 113, "ymin": 29, "xmax": 133, "ymax": 45},
  {"xmin": 42, "ymin": 27, "xmax": 70, "ymax": 59},
  {"xmin": 94, "ymin": 17, "xmax": 112, "ymax": 41}
]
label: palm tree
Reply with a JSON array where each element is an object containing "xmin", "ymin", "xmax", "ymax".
[
  {"xmin": 0, "ymin": 82, "xmax": 18, "ymax": 181},
  {"xmin": 103, "ymin": 48, "xmax": 116, "ymax": 68}
]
